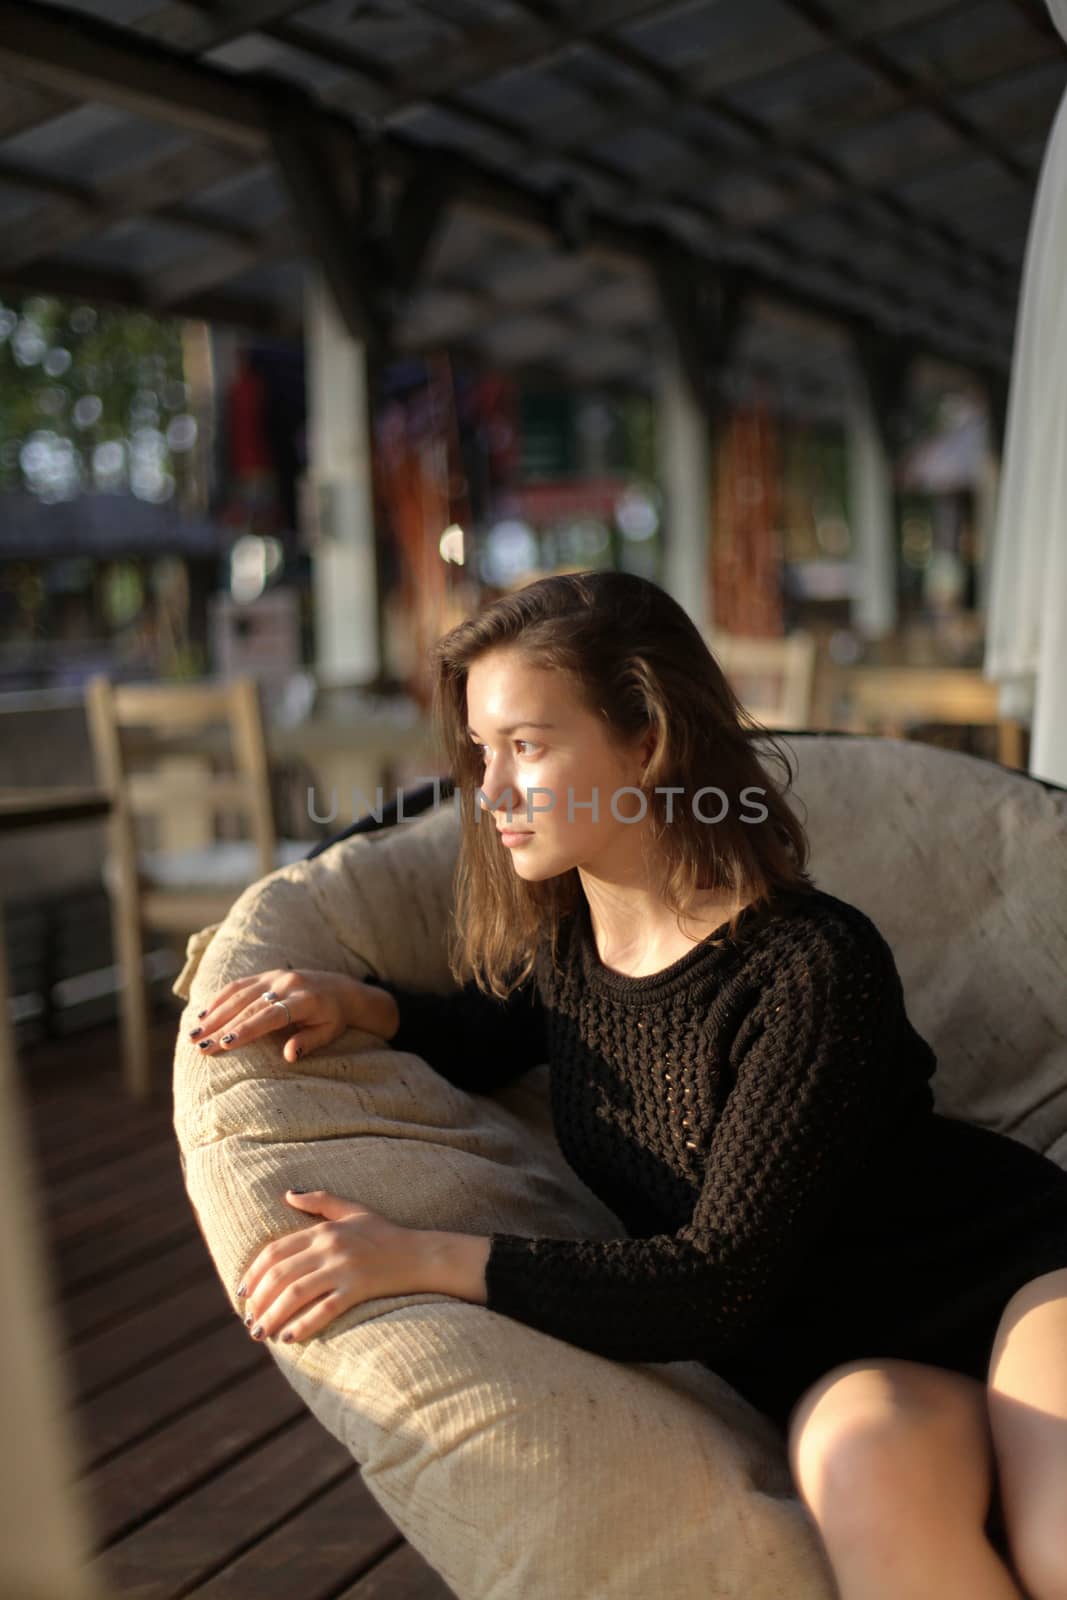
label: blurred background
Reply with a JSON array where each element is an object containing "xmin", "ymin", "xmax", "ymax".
[{"xmin": 2, "ymin": 0, "xmax": 1066, "ymax": 1594}]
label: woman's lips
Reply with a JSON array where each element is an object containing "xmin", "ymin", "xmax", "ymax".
[{"xmin": 499, "ymin": 830, "xmax": 534, "ymax": 846}]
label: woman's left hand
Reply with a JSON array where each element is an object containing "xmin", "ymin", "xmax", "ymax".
[{"xmin": 237, "ymin": 1188, "xmax": 437, "ymax": 1344}]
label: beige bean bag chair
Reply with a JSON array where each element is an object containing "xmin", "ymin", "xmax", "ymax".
[{"xmin": 171, "ymin": 734, "xmax": 1067, "ymax": 1599}]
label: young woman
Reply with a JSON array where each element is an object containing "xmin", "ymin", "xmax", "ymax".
[{"xmin": 193, "ymin": 571, "xmax": 1067, "ymax": 1600}]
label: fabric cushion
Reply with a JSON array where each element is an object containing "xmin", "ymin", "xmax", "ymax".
[
  {"xmin": 172, "ymin": 796, "xmax": 835, "ymax": 1600},
  {"xmin": 171, "ymin": 734, "xmax": 1067, "ymax": 1597},
  {"xmin": 778, "ymin": 735, "xmax": 1067, "ymax": 1165}
]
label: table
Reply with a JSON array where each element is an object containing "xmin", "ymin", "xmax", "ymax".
[
  {"xmin": 841, "ymin": 667, "xmax": 1026, "ymax": 769},
  {"xmin": 0, "ymin": 786, "xmax": 112, "ymax": 832},
  {"xmin": 119, "ymin": 706, "xmax": 441, "ymax": 848},
  {"xmin": 268, "ymin": 706, "xmax": 442, "ymax": 824}
]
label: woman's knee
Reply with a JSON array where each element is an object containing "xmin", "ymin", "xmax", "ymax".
[{"xmin": 787, "ymin": 1358, "xmax": 995, "ymax": 1527}]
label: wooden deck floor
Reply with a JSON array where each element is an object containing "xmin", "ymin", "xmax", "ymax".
[{"xmin": 18, "ymin": 1013, "xmax": 456, "ymax": 1600}]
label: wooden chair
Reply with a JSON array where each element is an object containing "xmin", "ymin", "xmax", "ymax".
[
  {"xmin": 85, "ymin": 675, "xmax": 309, "ymax": 1100},
  {"xmin": 705, "ymin": 630, "xmax": 817, "ymax": 729},
  {"xmin": 842, "ymin": 666, "xmax": 1027, "ymax": 770}
]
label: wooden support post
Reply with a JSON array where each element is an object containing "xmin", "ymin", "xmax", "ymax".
[
  {"xmin": 653, "ymin": 256, "xmax": 751, "ymax": 636},
  {"xmin": 304, "ymin": 269, "xmax": 381, "ymax": 688},
  {"xmin": 848, "ymin": 324, "xmax": 918, "ymax": 645},
  {"xmin": 657, "ymin": 332, "xmax": 713, "ymax": 637},
  {"xmin": 844, "ymin": 358, "xmax": 897, "ymax": 643}
]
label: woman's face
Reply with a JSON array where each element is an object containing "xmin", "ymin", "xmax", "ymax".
[{"xmin": 465, "ymin": 648, "xmax": 654, "ymax": 884}]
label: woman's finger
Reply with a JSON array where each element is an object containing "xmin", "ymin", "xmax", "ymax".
[
  {"xmin": 238, "ymin": 1224, "xmax": 315, "ymax": 1311},
  {"xmin": 249, "ymin": 1268, "xmax": 346, "ymax": 1341},
  {"xmin": 190, "ymin": 967, "xmax": 288, "ymax": 1033},
  {"xmin": 281, "ymin": 1021, "xmax": 337, "ymax": 1065},
  {"xmin": 199, "ymin": 986, "xmax": 306, "ymax": 1056},
  {"xmin": 188, "ymin": 975, "xmax": 265, "ymax": 1041},
  {"xmin": 276, "ymin": 1288, "xmax": 347, "ymax": 1344}
]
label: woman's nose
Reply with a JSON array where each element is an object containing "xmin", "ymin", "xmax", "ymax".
[{"xmin": 480, "ymin": 770, "xmax": 521, "ymax": 815}]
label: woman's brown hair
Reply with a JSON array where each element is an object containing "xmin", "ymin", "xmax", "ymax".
[{"xmin": 429, "ymin": 569, "xmax": 815, "ymax": 998}]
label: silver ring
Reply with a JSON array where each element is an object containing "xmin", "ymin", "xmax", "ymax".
[{"xmin": 262, "ymin": 989, "xmax": 292, "ymax": 1027}]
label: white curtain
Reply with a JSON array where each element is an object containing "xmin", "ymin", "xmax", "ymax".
[{"xmin": 983, "ymin": 0, "xmax": 1067, "ymax": 786}]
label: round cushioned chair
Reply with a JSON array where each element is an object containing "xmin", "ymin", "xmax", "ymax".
[{"xmin": 171, "ymin": 733, "xmax": 1067, "ymax": 1600}]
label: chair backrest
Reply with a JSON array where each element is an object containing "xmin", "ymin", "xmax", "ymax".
[
  {"xmin": 285, "ymin": 732, "xmax": 1067, "ymax": 1164},
  {"xmin": 84, "ymin": 675, "xmax": 277, "ymax": 879},
  {"xmin": 762, "ymin": 731, "xmax": 1067, "ymax": 1161},
  {"xmin": 707, "ymin": 630, "xmax": 817, "ymax": 729}
]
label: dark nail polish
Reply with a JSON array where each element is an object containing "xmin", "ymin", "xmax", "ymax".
[
  {"xmin": 244, "ymin": 1313, "xmax": 253, "ymax": 1327},
  {"xmin": 197, "ymin": 1009, "xmax": 207, "ymax": 1019},
  {"xmin": 189, "ymin": 1027, "xmax": 202, "ymax": 1039},
  {"xmin": 281, "ymin": 1330, "xmax": 294, "ymax": 1343},
  {"xmin": 251, "ymin": 1323, "xmax": 264, "ymax": 1339},
  {"xmin": 221, "ymin": 1033, "xmax": 235, "ymax": 1044},
  {"xmin": 236, "ymin": 1282, "xmax": 246, "ymax": 1297},
  {"xmin": 198, "ymin": 1039, "xmax": 214, "ymax": 1050},
  {"xmin": 294, "ymin": 1045, "xmax": 303, "ymax": 1059}
]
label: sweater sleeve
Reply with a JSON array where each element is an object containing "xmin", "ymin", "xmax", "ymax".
[
  {"xmin": 482, "ymin": 923, "xmax": 904, "ymax": 1363},
  {"xmin": 364, "ymin": 967, "xmax": 550, "ymax": 1094}
]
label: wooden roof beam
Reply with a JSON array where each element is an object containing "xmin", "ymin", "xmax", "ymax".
[{"xmin": 0, "ymin": 0, "xmax": 1012, "ymax": 381}]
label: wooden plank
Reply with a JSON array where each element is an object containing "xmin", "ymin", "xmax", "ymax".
[
  {"xmin": 43, "ymin": 1138, "xmax": 186, "ymax": 1228},
  {"xmin": 19, "ymin": 1022, "xmax": 445, "ymax": 1598},
  {"xmin": 22, "ymin": 1041, "xmax": 172, "ymax": 1132},
  {"xmin": 83, "ymin": 1363, "xmax": 306, "ymax": 1544},
  {"xmin": 337, "ymin": 1540, "xmax": 457, "ymax": 1599},
  {"xmin": 111, "ymin": 683, "xmax": 236, "ymax": 726},
  {"xmin": 0, "ymin": 786, "xmax": 110, "ymax": 830},
  {"xmin": 43, "ymin": 1142, "xmax": 186, "ymax": 1235},
  {"xmin": 63, "ymin": 1234, "xmax": 212, "ymax": 1341},
  {"xmin": 21, "ymin": 1022, "xmax": 170, "ymax": 1111},
  {"xmin": 65, "ymin": 1274, "xmax": 234, "ymax": 1401},
  {"xmin": 39, "ymin": 1118, "xmax": 179, "ymax": 1198},
  {"xmin": 76, "ymin": 1320, "xmax": 269, "ymax": 1464},
  {"xmin": 843, "ymin": 666, "xmax": 1001, "ymax": 726},
  {"xmin": 28, "ymin": 1075, "xmax": 170, "ymax": 1131},
  {"xmin": 127, "ymin": 772, "xmax": 254, "ymax": 812},
  {"xmin": 186, "ymin": 1472, "xmax": 401, "ymax": 1598},
  {"xmin": 89, "ymin": 1415, "xmax": 355, "ymax": 1599},
  {"xmin": 51, "ymin": 1194, "xmax": 196, "ymax": 1295},
  {"xmin": 35, "ymin": 1119, "xmax": 177, "ymax": 1189}
]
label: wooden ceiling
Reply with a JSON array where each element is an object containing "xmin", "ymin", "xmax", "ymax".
[{"xmin": 0, "ymin": 0, "xmax": 1064, "ymax": 405}]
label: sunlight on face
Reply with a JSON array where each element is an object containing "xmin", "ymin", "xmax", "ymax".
[{"xmin": 465, "ymin": 648, "xmax": 654, "ymax": 884}]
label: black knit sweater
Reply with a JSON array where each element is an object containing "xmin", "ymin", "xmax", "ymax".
[{"xmin": 367, "ymin": 885, "xmax": 944, "ymax": 1370}]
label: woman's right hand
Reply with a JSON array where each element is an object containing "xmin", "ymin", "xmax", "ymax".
[{"xmin": 188, "ymin": 968, "xmax": 398, "ymax": 1066}]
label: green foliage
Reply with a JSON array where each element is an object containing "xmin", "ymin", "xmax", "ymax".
[{"xmin": 0, "ymin": 293, "xmax": 194, "ymax": 502}]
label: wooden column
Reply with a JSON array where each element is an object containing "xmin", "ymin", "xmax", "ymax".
[
  {"xmin": 303, "ymin": 268, "xmax": 380, "ymax": 687},
  {"xmin": 844, "ymin": 360, "xmax": 897, "ymax": 642},
  {"xmin": 657, "ymin": 330, "xmax": 712, "ymax": 637},
  {"xmin": 653, "ymin": 260, "xmax": 750, "ymax": 637},
  {"xmin": 847, "ymin": 327, "xmax": 918, "ymax": 645}
]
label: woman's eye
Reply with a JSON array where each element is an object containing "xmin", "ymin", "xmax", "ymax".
[{"xmin": 469, "ymin": 741, "xmax": 540, "ymax": 759}]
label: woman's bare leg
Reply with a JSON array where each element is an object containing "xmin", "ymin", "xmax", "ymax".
[
  {"xmin": 987, "ymin": 1269, "xmax": 1067, "ymax": 1600},
  {"xmin": 787, "ymin": 1357, "xmax": 1024, "ymax": 1600}
]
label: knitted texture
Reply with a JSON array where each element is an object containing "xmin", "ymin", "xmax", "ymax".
[{"xmin": 372, "ymin": 883, "xmax": 1067, "ymax": 1420}]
